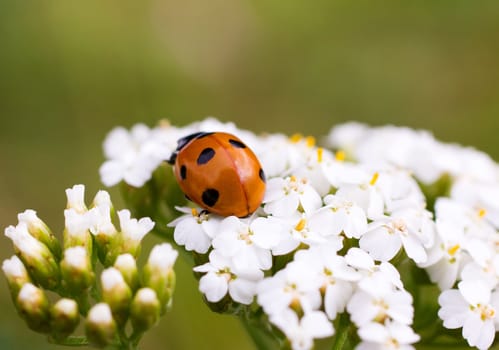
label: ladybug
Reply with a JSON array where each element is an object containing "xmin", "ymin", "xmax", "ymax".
[{"xmin": 168, "ymin": 132, "xmax": 266, "ymax": 217}]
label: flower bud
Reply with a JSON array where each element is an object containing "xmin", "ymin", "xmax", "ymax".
[
  {"xmin": 114, "ymin": 254, "xmax": 139, "ymax": 292},
  {"xmin": 63, "ymin": 208, "xmax": 93, "ymax": 252},
  {"xmin": 101, "ymin": 267, "xmax": 132, "ymax": 326},
  {"xmin": 130, "ymin": 288, "xmax": 160, "ymax": 333},
  {"xmin": 18, "ymin": 210, "xmax": 61, "ymax": 260},
  {"xmin": 142, "ymin": 243, "xmax": 178, "ymax": 312},
  {"xmin": 105, "ymin": 210, "xmax": 154, "ymax": 265},
  {"xmin": 2, "ymin": 255, "xmax": 31, "ymax": 299},
  {"xmin": 60, "ymin": 247, "xmax": 94, "ymax": 293},
  {"xmin": 5, "ymin": 223, "xmax": 60, "ymax": 290},
  {"xmin": 50, "ymin": 298, "xmax": 80, "ymax": 340},
  {"xmin": 66, "ymin": 184, "xmax": 87, "ymax": 213},
  {"xmin": 16, "ymin": 283, "xmax": 50, "ymax": 333},
  {"xmin": 85, "ymin": 303, "xmax": 117, "ymax": 347}
]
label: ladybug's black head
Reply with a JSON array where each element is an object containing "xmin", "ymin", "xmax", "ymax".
[{"xmin": 167, "ymin": 131, "xmax": 214, "ymax": 165}]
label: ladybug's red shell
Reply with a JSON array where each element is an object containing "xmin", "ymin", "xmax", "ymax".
[{"xmin": 171, "ymin": 132, "xmax": 266, "ymax": 217}]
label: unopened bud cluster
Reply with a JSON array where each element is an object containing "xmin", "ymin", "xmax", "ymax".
[{"xmin": 3, "ymin": 185, "xmax": 178, "ymax": 348}]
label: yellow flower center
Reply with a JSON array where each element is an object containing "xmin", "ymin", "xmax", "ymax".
[
  {"xmin": 317, "ymin": 148, "xmax": 324, "ymax": 163},
  {"xmin": 447, "ymin": 244, "xmax": 460, "ymax": 256},
  {"xmin": 370, "ymin": 172, "xmax": 379, "ymax": 186},
  {"xmin": 335, "ymin": 150, "xmax": 346, "ymax": 161},
  {"xmin": 294, "ymin": 219, "xmax": 307, "ymax": 232},
  {"xmin": 191, "ymin": 208, "xmax": 198, "ymax": 217},
  {"xmin": 305, "ymin": 136, "xmax": 316, "ymax": 148},
  {"xmin": 478, "ymin": 208, "xmax": 487, "ymax": 219}
]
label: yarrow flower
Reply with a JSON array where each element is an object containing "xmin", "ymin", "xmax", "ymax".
[
  {"xmin": 6, "ymin": 118, "xmax": 499, "ymax": 350},
  {"xmin": 146, "ymin": 118, "xmax": 499, "ymax": 350}
]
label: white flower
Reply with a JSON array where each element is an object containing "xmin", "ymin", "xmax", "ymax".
[
  {"xmin": 356, "ymin": 321, "xmax": 420, "ymax": 350},
  {"xmin": 5, "ymin": 223, "xmax": 53, "ymax": 263},
  {"xmin": 316, "ymin": 195, "xmax": 368, "ymax": 239},
  {"xmin": 294, "ymin": 246, "xmax": 360, "ymax": 320},
  {"xmin": 99, "ymin": 123, "xmax": 179, "ymax": 187},
  {"xmin": 194, "ymin": 250, "xmax": 263, "ymax": 305},
  {"xmin": 211, "ymin": 216, "xmax": 281, "ymax": 271},
  {"xmin": 374, "ymin": 169, "xmax": 427, "ymax": 213},
  {"xmin": 345, "ymin": 248, "xmax": 404, "ymax": 297},
  {"xmin": 148, "ymin": 243, "xmax": 178, "ymax": 272},
  {"xmin": 117, "ymin": 209, "xmax": 154, "ymax": 243},
  {"xmin": 438, "ymin": 280, "xmax": 499, "ymax": 350},
  {"xmin": 256, "ymin": 134, "xmax": 297, "ymax": 178},
  {"xmin": 168, "ymin": 207, "xmax": 221, "ymax": 254},
  {"xmin": 420, "ymin": 198, "xmax": 483, "ymax": 289},
  {"xmin": 333, "ymin": 174, "xmax": 385, "ymax": 220},
  {"xmin": 64, "ymin": 208, "xmax": 91, "ymax": 240},
  {"xmin": 347, "ymin": 287, "xmax": 414, "ymax": 327},
  {"xmin": 17, "ymin": 210, "xmax": 50, "ymax": 236},
  {"xmin": 257, "ymin": 259, "xmax": 322, "ymax": 316},
  {"xmin": 269, "ymin": 214, "xmax": 331, "ymax": 256},
  {"xmin": 270, "ymin": 309, "xmax": 334, "ymax": 350},
  {"xmin": 461, "ymin": 239, "xmax": 499, "ymax": 288},
  {"xmin": 291, "ymin": 142, "xmax": 333, "ymax": 196},
  {"xmin": 263, "ymin": 176, "xmax": 322, "ymax": 217},
  {"xmin": 66, "ymin": 184, "xmax": 87, "ymax": 212},
  {"xmin": 359, "ymin": 208, "xmax": 434, "ymax": 264},
  {"xmin": 87, "ymin": 204, "xmax": 117, "ymax": 238}
]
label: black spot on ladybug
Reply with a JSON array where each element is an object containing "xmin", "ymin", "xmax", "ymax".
[
  {"xmin": 180, "ymin": 165, "xmax": 187, "ymax": 180},
  {"xmin": 229, "ymin": 139, "xmax": 247, "ymax": 148},
  {"xmin": 197, "ymin": 148, "xmax": 215, "ymax": 165},
  {"xmin": 259, "ymin": 168, "xmax": 266, "ymax": 183},
  {"xmin": 202, "ymin": 188, "xmax": 219, "ymax": 207}
]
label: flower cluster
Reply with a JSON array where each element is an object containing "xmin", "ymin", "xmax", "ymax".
[
  {"xmin": 3, "ymin": 185, "xmax": 178, "ymax": 348},
  {"xmin": 329, "ymin": 123, "xmax": 499, "ymax": 349},
  {"xmin": 102, "ymin": 118, "xmax": 499, "ymax": 349},
  {"xmin": 159, "ymin": 120, "xmax": 432, "ymax": 349}
]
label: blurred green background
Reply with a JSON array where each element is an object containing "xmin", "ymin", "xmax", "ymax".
[{"xmin": 1, "ymin": 1, "xmax": 498, "ymax": 349}]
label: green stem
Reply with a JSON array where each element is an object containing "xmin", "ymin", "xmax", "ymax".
[
  {"xmin": 332, "ymin": 313, "xmax": 351, "ymax": 350},
  {"xmin": 240, "ymin": 314, "xmax": 278, "ymax": 350},
  {"xmin": 129, "ymin": 330, "xmax": 144, "ymax": 348},
  {"xmin": 48, "ymin": 335, "xmax": 89, "ymax": 346}
]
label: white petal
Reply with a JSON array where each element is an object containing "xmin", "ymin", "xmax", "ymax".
[
  {"xmin": 250, "ymin": 217, "xmax": 283, "ymax": 249},
  {"xmin": 199, "ymin": 272, "xmax": 228, "ymax": 302},
  {"xmin": 100, "ymin": 161, "xmax": 125, "ymax": 187},
  {"xmin": 357, "ymin": 322, "xmax": 388, "ymax": 342},
  {"xmin": 345, "ymin": 247, "xmax": 375, "ymax": 271},
  {"xmin": 462, "ymin": 313, "xmax": 495, "ymax": 350},
  {"xmin": 359, "ymin": 227, "xmax": 401, "ymax": 262},
  {"xmin": 458, "ymin": 280, "xmax": 491, "ymax": 306},
  {"xmin": 401, "ymin": 234, "xmax": 427, "ymax": 264},
  {"xmin": 301, "ymin": 311, "xmax": 335, "ymax": 338},
  {"xmin": 229, "ymin": 279, "xmax": 257, "ymax": 304},
  {"xmin": 265, "ymin": 194, "xmax": 300, "ymax": 217},
  {"xmin": 299, "ymin": 187, "xmax": 322, "ymax": 215},
  {"xmin": 438, "ymin": 289, "xmax": 468, "ymax": 329},
  {"xmin": 324, "ymin": 282, "xmax": 353, "ymax": 320}
]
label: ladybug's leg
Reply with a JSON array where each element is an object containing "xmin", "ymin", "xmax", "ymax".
[{"xmin": 167, "ymin": 152, "xmax": 177, "ymax": 165}]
